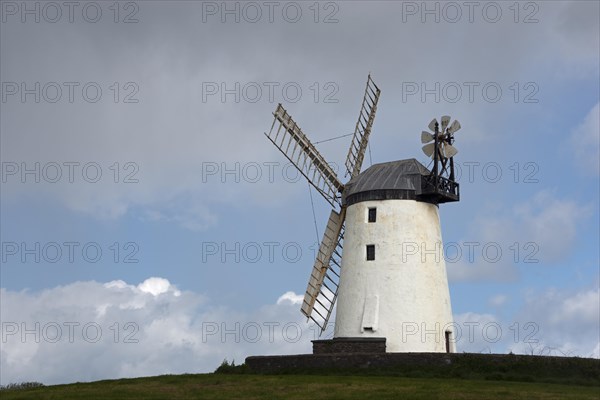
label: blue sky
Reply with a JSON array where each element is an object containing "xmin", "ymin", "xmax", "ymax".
[{"xmin": 1, "ymin": 1, "xmax": 599, "ymax": 385}]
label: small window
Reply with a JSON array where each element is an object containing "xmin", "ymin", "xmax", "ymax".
[
  {"xmin": 368, "ymin": 208, "xmax": 376, "ymax": 223},
  {"xmin": 366, "ymin": 244, "xmax": 375, "ymax": 261}
]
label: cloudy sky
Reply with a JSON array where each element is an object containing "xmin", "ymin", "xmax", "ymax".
[{"xmin": 1, "ymin": 0, "xmax": 599, "ymax": 385}]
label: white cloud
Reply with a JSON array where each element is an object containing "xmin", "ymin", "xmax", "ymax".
[
  {"xmin": 507, "ymin": 296, "xmax": 599, "ymax": 357},
  {"xmin": 452, "ymin": 312, "xmax": 504, "ymax": 354},
  {"xmin": 0, "ymin": 280, "xmax": 317, "ymax": 385},
  {"xmin": 2, "ymin": 2, "xmax": 598, "ymax": 229},
  {"xmin": 510, "ymin": 191, "xmax": 591, "ymax": 261},
  {"xmin": 452, "ymin": 286, "xmax": 600, "ymax": 358},
  {"xmin": 449, "ymin": 190, "xmax": 591, "ymax": 281},
  {"xmin": 550, "ymin": 2, "xmax": 600, "ymax": 77},
  {"xmin": 489, "ymin": 294, "xmax": 508, "ymax": 307},
  {"xmin": 1, "ymin": 280, "xmax": 597, "ymax": 385},
  {"xmin": 276, "ymin": 291, "xmax": 303, "ymax": 305},
  {"xmin": 592, "ymin": 342, "xmax": 600, "ymax": 359},
  {"xmin": 569, "ymin": 102, "xmax": 600, "ymax": 175},
  {"xmin": 518, "ymin": 287, "xmax": 600, "ymax": 352},
  {"xmin": 137, "ymin": 277, "xmax": 179, "ymax": 296}
]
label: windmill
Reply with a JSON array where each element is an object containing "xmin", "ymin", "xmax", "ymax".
[
  {"xmin": 265, "ymin": 75, "xmax": 461, "ymax": 353},
  {"xmin": 421, "ymin": 115, "xmax": 461, "ymax": 190}
]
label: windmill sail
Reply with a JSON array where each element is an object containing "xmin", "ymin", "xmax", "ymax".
[
  {"xmin": 421, "ymin": 116, "xmax": 460, "ymax": 159},
  {"xmin": 301, "ymin": 208, "xmax": 345, "ymax": 333},
  {"xmin": 265, "ymin": 104, "xmax": 344, "ymax": 207},
  {"xmin": 345, "ymin": 74, "xmax": 381, "ymax": 179}
]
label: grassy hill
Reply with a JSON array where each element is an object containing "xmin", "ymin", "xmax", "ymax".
[
  {"xmin": 1, "ymin": 374, "xmax": 599, "ymax": 400},
  {"xmin": 1, "ymin": 355, "xmax": 598, "ymax": 399}
]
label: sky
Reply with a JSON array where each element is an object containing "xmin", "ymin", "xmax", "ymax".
[{"xmin": 1, "ymin": 0, "xmax": 599, "ymax": 385}]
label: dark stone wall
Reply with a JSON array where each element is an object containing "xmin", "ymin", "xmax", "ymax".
[
  {"xmin": 244, "ymin": 352, "xmax": 600, "ymax": 375},
  {"xmin": 244, "ymin": 353, "xmax": 600, "ymax": 387},
  {"xmin": 245, "ymin": 352, "xmax": 452, "ymax": 373},
  {"xmin": 312, "ymin": 338, "xmax": 386, "ymax": 354}
]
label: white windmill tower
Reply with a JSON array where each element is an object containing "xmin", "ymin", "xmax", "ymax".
[{"xmin": 265, "ymin": 75, "xmax": 462, "ymax": 353}]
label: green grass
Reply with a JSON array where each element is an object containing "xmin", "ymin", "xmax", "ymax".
[
  {"xmin": 1, "ymin": 373, "xmax": 599, "ymax": 400},
  {"xmin": 244, "ymin": 353, "xmax": 600, "ymax": 387},
  {"xmin": 3, "ymin": 355, "xmax": 598, "ymax": 399}
]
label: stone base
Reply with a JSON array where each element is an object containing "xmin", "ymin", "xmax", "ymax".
[
  {"xmin": 245, "ymin": 352, "xmax": 453, "ymax": 373},
  {"xmin": 244, "ymin": 352, "xmax": 600, "ymax": 375},
  {"xmin": 312, "ymin": 337, "xmax": 386, "ymax": 354}
]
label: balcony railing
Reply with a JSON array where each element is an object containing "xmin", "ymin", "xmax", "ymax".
[{"xmin": 420, "ymin": 175, "xmax": 459, "ymax": 203}]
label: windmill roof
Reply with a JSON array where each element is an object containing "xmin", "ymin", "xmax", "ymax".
[{"xmin": 342, "ymin": 158, "xmax": 431, "ymax": 205}]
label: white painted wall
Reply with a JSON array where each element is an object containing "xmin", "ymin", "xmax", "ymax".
[{"xmin": 334, "ymin": 199, "xmax": 456, "ymax": 353}]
